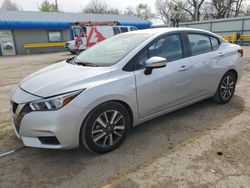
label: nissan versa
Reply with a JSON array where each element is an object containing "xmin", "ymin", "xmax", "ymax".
[{"xmin": 10, "ymin": 28, "xmax": 243, "ymax": 153}]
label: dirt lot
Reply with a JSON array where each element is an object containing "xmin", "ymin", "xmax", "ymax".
[{"xmin": 0, "ymin": 50, "xmax": 250, "ymax": 188}]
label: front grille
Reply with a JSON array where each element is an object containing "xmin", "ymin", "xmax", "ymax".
[
  {"xmin": 12, "ymin": 103, "xmax": 33, "ymax": 133},
  {"xmin": 12, "ymin": 101, "xmax": 18, "ymax": 114}
]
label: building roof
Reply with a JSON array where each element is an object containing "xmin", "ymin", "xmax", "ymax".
[
  {"xmin": 0, "ymin": 10, "xmax": 150, "ymax": 30},
  {"xmin": 0, "ymin": 10, "xmax": 144, "ymax": 23}
]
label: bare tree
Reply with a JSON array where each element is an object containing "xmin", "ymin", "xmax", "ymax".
[
  {"xmin": 206, "ymin": 0, "xmax": 245, "ymax": 19},
  {"xmin": 83, "ymin": 0, "xmax": 120, "ymax": 14},
  {"xmin": 0, "ymin": 0, "xmax": 20, "ymax": 11},
  {"xmin": 233, "ymin": 0, "xmax": 244, "ymax": 16},
  {"xmin": 246, "ymin": 5, "xmax": 250, "ymax": 16},
  {"xmin": 211, "ymin": 0, "xmax": 234, "ymax": 18},
  {"xmin": 155, "ymin": 0, "xmax": 248, "ymax": 23},
  {"xmin": 155, "ymin": 0, "xmax": 206, "ymax": 22},
  {"xmin": 125, "ymin": 4, "xmax": 155, "ymax": 20},
  {"xmin": 155, "ymin": 0, "xmax": 189, "ymax": 24},
  {"xmin": 155, "ymin": 0, "xmax": 171, "ymax": 24},
  {"xmin": 176, "ymin": 0, "xmax": 206, "ymax": 21}
]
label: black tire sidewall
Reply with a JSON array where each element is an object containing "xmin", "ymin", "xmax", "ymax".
[{"xmin": 81, "ymin": 102, "xmax": 130, "ymax": 154}]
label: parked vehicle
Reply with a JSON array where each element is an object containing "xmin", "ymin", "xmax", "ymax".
[
  {"xmin": 10, "ymin": 28, "xmax": 243, "ymax": 153},
  {"xmin": 65, "ymin": 21, "xmax": 138, "ymax": 54}
]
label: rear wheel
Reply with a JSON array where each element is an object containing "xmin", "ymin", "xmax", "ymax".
[
  {"xmin": 212, "ymin": 71, "xmax": 237, "ymax": 104},
  {"xmin": 80, "ymin": 102, "xmax": 130, "ymax": 153}
]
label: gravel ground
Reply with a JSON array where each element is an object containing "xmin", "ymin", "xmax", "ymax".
[{"xmin": 0, "ymin": 49, "xmax": 249, "ymax": 188}]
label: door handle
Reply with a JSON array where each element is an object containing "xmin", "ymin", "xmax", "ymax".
[
  {"xmin": 218, "ymin": 52, "xmax": 224, "ymax": 57},
  {"xmin": 179, "ymin": 65, "xmax": 189, "ymax": 72}
]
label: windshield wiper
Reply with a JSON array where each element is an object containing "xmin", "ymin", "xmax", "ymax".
[
  {"xmin": 74, "ymin": 62, "xmax": 99, "ymax": 67},
  {"xmin": 66, "ymin": 56, "xmax": 76, "ymax": 64}
]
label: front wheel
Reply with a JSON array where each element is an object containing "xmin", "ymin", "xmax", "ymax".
[
  {"xmin": 80, "ymin": 102, "xmax": 130, "ymax": 153},
  {"xmin": 212, "ymin": 71, "xmax": 237, "ymax": 104}
]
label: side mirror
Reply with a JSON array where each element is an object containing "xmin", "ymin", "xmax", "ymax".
[{"xmin": 144, "ymin": 56, "xmax": 167, "ymax": 75}]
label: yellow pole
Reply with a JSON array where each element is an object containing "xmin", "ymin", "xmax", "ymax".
[{"xmin": 232, "ymin": 32, "xmax": 236, "ymax": 43}]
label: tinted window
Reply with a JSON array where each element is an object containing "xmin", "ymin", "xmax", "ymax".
[
  {"xmin": 113, "ymin": 27, "xmax": 120, "ymax": 35},
  {"xmin": 210, "ymin": 36, "xmax": 220, "ymax": 50},
  {"xmin": 188, "ymin": 34, "xmax": 212, "ymax": 56},
  {"xmin": 130, "ymin": 27, "xmax": 138, "ymax": 31},
  {"xmin": 149, "ymin": 34, "xmax": 183, "ymax": 61},
  {"xmin": 135, "ymin": 34, "xmax": 183, "ymax": 69},
  {"xmin": 120, "ymin": 27, "xmax": 129, "ymax": 33}
]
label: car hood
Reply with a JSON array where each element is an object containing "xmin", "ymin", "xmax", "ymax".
[{"xmin": 20, "ymin": 61, "xmax": 112, "ymax": 97}]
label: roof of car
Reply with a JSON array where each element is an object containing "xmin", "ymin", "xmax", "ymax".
[
  {"xmin": 131, "ymin": 27, "xmax": 211, "ymax": 35},
  {"xmin": 129, "ymin": 27, "xmax": 224, "ymax": 41}
]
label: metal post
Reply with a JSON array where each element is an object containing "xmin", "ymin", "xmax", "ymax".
[{"xmin": 241, "ymin": 19, "xmax": 245, "ymax": 45}]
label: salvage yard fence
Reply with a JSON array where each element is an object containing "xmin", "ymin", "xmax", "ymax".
[{"xmin": 154, "ymin": 16, "xmax": 250, "ymax": 45}]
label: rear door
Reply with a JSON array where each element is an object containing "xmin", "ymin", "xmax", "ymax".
[
  {"xmin": 186, "ymin": 33, "xmax": 223, "ymax": 97},
  {"xmin": 134, "ymin": 33, "xmax": 193, "ymax": 118}
]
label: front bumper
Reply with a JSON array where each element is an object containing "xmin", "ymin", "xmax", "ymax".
[{"xmin": 10, "ymin": 87, "xmax": 84, "ymax": 149}]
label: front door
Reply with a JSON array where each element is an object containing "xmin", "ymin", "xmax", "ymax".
[{"xmin": 134, "ymin": 33, "xmax": 193, "ymax": 118}]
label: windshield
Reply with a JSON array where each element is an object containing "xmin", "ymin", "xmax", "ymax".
[{"xmin": 75, "ymin": 33, "xmax": 150, "ymax": 67}]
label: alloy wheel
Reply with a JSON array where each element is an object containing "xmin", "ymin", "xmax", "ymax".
[
  {"xmin": 220, "ymin": 75, "xmax": 235, "ymax": 101},
  {"xmin": 91, "ymin": 110, "xmax": 125, "ymax": 148}
]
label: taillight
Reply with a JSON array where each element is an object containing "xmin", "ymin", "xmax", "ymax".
[{"xmin": 238, "ymin": 48, "xmax": 243, "ymax": 57}]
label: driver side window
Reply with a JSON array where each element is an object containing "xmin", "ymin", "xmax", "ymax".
[{"xmin": 134, "ymin": 34, "xmax": 183, "ymax": 70}]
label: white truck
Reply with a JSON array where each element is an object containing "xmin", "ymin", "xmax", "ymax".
[{"xmin": 65, "ymin": 21, "xmax": 138, "ymax": 54}]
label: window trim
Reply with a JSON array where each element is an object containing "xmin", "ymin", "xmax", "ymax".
[
  {"xmin": 123, "ymin": 31, "xmax": 188, "ymax": 72},
  {"xmin": 209, "ymin": 35, "xmax": 221, "ymax": 51},
  {"xmin": 47, "ymin": 30, "xmax": 63, "ymax": 42}
]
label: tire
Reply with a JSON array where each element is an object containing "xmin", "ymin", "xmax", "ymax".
[
  {"xmin": 80, "ymin": 102, "xmax": 131, "ymax": 154},
  {"xmin": 212, "ymin": 71, "xmax": 237, "ymax": 104},
  {"xmin": 70, "ymin": 51, "xmax": 76, "ymax": 54}
]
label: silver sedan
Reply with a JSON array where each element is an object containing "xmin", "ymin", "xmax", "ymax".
[{"xmin": 10, "ymin": 28, "xmax": 243, "ymax": 153}]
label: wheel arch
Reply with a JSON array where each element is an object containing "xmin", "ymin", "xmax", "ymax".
[
  {"xmin": 112, "ymin": 100, "xmax": 134, "ymax": 127},
  {"xmin": 227, "ymin": 69, "xmax": 238, "ymax": 82}
]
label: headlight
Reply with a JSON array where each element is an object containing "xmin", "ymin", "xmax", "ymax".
[{"xmin": 29, "ymin": 90, "xmax": 83, "ymax": 111}]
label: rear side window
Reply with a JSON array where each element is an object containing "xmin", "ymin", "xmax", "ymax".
[
  {"xmin": 120, "ymin": 27, "xmax": 129, "ymax": 33},
  {"xmin": 113, "ymin": 27, "xmax": 120, "ymax": 35},
  {"xmin": 188, "ymin": 34, "xmax": 212, "ymax": 56},
  {"xmin": 210, "ymin": 36, "xmax": 220, "ymax": 50}
]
